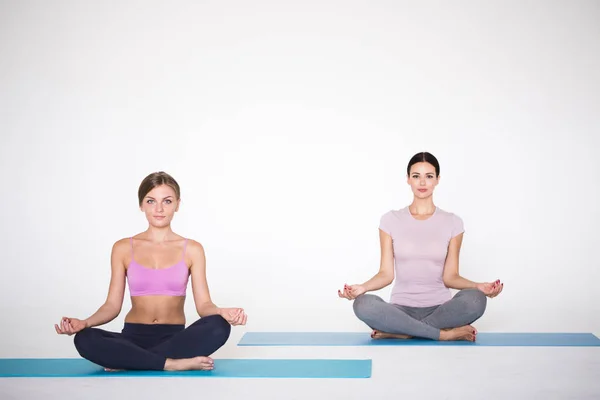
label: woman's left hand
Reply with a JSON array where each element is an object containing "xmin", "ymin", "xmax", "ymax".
[
  {"xmin": 220, "ymin": 308, "xmax": 247, "ymax": 326},
  {"xmin": 476, "ymin": 280, "xmax": 504, "ymax": 298}
]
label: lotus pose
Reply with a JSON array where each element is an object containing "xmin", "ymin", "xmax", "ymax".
[
  {"xmin": 55, "ymin": 172, "xmax": 247, "ymax": 371},
  {"xmin": 339, "ymin": 152, "xmax": 503, "ymax": 342}
]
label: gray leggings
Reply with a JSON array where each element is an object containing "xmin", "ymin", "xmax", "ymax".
[{"xmin": 353, "ymin": 288, "xmax": 487, "ymax": 340}]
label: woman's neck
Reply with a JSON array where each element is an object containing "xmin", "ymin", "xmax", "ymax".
[
  {"xmin": 409, "ymin": 198, "xmax": 436, "ymax": 215},
  {"xmin": 143, "ymin": 226, "xmax": 176, "ymax": 243}
]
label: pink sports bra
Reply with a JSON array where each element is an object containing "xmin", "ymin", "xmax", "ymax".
[{"xmin": 126, "ymin": 238, "xmax": 190, "ymax": 297}]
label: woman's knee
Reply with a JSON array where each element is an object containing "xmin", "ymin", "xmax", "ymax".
[
  {"xmin": 204, "ymin": 314, "xmax": 231, "ymax": 344},
  {"xmin": 352, "ymin": 294, "xmax": 382, "ymax": 320},
  {"xmin": 73, "ymin": 328, "xmax": 96, "ymax": 356},
  {"xmin": 459, "ymin": 289, "xmax": 487, "ymax": 318}
]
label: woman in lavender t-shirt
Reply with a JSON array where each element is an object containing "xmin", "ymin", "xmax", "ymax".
[{"xmin": 338, "ymin": 152, "xmax": 504, "ymax": 342}]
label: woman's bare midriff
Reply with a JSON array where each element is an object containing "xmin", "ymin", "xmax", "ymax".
[{"xmin": 125, "ymin": 296, "xmax": 187, "ymax": 325}]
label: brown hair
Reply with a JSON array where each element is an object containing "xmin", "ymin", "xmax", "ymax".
[
  {"xmin": 407, "ymin": 152, "xmax": 440, "ymax": 177},
  {"xmin": 138, "ymin": 171, "xmax": 181, "ymax": 206}
]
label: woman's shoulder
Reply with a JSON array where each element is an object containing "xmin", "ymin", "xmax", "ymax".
[
  {"xmin": 380, "ymin": 207, "xmax": 409, "ymax": 220},
  {"xmin": 179, "ymin": 238, "xmax": 205, "ymax": 259},
  {"xmin": 435, "ymin": 207, "xmax": 462, "ymax": 219},
  {"xmin": 107, "ymin": 238, "xmax": 133, "ymax": 262},
  {"xmin": 435, "ymin": 208, "xmax": 464, "ymax": 229},
  {"xmin": 379, "ymin": 208, "xmax": 409, "ymax": 233},
  {"xmin": 112, "ymin": 237, "xmax": 132, "ymax": 251},
  {"xmin": 185, "ymin": 238, "xmax": 204, "ymax": 251}
]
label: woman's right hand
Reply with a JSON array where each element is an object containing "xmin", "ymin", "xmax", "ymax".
[
  {"xmin": 54, "ymin": 317, "xmax": 88, "ymax": 336},
  {"xmin": 338, "ymin": 284, "xmax": 366, "ymax": 300}
]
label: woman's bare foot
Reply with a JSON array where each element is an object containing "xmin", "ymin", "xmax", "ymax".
[
  {"xmin": 439, "ymin": 325, "xmax": 477, "ymax": 342},
  {"xmin": 164, "ymin": 356, "xmax": 214, "ymax": 371},
  {"xmin": 371, "ymin": 329, "xmax": 412, "ymax": 340}
]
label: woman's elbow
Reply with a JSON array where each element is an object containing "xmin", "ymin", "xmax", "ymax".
[
  {"xmin": 104, "ymin": 302, "xmax": 122, "ymax": 317},
  {"xmin": 443, "ymin": 274, "xmax": 456, "ymax": 287},
  {"xmin": 381, "ymin": 273, "xmax": 394, "ymax": 286}
]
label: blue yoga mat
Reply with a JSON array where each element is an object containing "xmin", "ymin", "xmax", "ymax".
[
  {"xmin": 238, "ymin": 332, "xmax": 600, "ymax": 347},
  {"xmin": 0, "ymin": 358, "xmax": 372, "ymax": 378}
]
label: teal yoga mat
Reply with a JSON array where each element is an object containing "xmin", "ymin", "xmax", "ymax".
[
  {"xmin": 0, "ymin": 358, "xmax": 372, "ymax": 378},
  {"xmin": 238, "ymin": 332, "xmax": 600, "ymax": 347}
]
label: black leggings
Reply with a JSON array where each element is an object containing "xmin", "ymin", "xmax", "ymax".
[{"xmin": 73, "ymin": 315, "xmax": 231, "ymax": 370}]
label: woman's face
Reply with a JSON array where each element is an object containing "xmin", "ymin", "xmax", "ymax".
[
  {"xmin": 407, "ymin": 162, "xmax": 439, "ymax": 199},
  {"xmin": 140, "ymin": 184, "xmax": 180, "ymax": 227}
]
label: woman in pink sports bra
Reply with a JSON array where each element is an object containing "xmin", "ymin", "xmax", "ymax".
[{"xmin": 55, "ymin": 172, "xmax": 247, "ymax": 371}]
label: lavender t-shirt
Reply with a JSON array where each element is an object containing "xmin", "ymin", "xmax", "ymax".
[{"xmin": 379, "ymin": 207, "xmax": 465, "ymax": 307}]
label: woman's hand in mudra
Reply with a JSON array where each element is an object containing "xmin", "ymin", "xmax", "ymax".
[
  {"xmin": 220, "ymin": 308, "xmax": 247, "ymax": 326},
  {"xmin": 476, "ymin": 280, "xmax": 504, "ymax": 298},
  {"xmin": 338, "ymin": 284, "xmax": 366, "ymax": 300},
  {"xmin": 54, "ymin": 317, "xmax": 87, "ymax": 335}
]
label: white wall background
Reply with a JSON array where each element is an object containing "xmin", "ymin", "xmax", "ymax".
[{"xmin": 0, "ymin": 0, "xmax": 598, "ymax": 358}]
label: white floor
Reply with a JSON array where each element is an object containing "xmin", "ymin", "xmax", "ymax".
[{"xmin": 2, "ymin": 343, "xmax": 599, "ymax": 400}]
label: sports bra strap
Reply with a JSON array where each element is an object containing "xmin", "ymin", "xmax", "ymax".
[{"xmin": 182, "ymin": 238, "xmax": 188, "ymax": 260}]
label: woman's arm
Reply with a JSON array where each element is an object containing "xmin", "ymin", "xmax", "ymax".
[
  {"xmin": 189, "ymin": 240, "xmax": 247, "ymax": 325},
  {"xmin": 442, "ymin": 233, "xmax": 479, "ymax": 289},
  {"xmin": 339, "ymin": 229, "xmax": 395, "ymax": 299},
  {"xmin": 362, "ymin": 229, "xmax": 395, "ymax": 291},
  {"xmin": 443, "ymin": 233, "xmax": 504, "ymax": 296},
  {"xmin": 82, "ymin": 239, "xmax": 128, "ymax": 327},
  {"xmin": 188, "ymin": 240, "xmax": 222, "ymax": 317}
]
